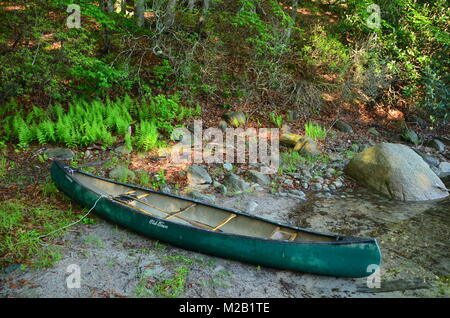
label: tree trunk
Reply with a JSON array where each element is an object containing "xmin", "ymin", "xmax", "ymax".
[
  {"xmin": 101, "ymin": 0, "xmax": 114, "ymax": 54},
  {"xmin": 286, "ymin": 0, "xmax": 299, "ymax": 39},
  {"xmin": 135, "ymin": 0, "xmax": 145, "ymax": 27},
  {"xmin": 188, "ymin": 0, "xmax": 196, "ymax": 11},
  {"xmin": 196, "ymin": 0, "xmax": 209, "ymax": 34},
  {"xmin": 164, "ymin": 0, "xmax": 177, "ymax": 28}
]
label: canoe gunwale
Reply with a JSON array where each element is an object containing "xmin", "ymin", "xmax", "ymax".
[{"xmin": 53, "ymin": 161, "xmax": 378, "ymax": 247}]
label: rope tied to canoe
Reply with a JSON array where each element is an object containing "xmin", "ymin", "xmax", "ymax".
[
  {"xmin": 65, "ymin": 167, "xmax": 76, "ymax": 175},
  {"xmin": 13, "ymin": 194, "xmax": 109, "ymax": 248}
]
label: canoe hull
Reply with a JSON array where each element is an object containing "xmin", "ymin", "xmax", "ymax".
[{"xmin": 51, "ymin": 162, "xmax": 381, "ymax": 278}]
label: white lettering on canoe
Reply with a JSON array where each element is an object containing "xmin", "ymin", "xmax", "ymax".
[{"xmin": 149, "ymin": 219, "xmax": 168, "ymax": 229}]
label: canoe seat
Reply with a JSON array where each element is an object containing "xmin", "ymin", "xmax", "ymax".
[{"xmin": 269, "ymin": 226, "xmax": 298, "ymax": 241}]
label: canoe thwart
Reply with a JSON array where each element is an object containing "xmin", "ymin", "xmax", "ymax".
[
  {"xmin": 213, "ymin": 214, "xmax": 237, "ymax": 231},
  {"xmin": 165, "ymin": 203, "xmax": 197, "ymax": 220}
]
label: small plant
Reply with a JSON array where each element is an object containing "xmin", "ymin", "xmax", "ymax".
[
  {"xmin": 151, "ymin": 168, "xmax": 166, "ymax": 190},
  {"xmin": 42, "ymin": 179, "xmax": 58, "ymax": 197},
  {"xmin": 138, "ymin": 171, "xmax": 151, "ymax": 186},
  {"xmin": 38, "ymin": 153, "xmax": 48, "ymax": 163},
  {"xmin": 304, "ymin": 121, "xmax": 327, "ymax": 140},
  {"xmin": 0, "ymin": 157, "xmax": 8, "ymax": 179},
  {"xmin": 33, "ymin": 246, "xmax": 62, "ymax": 268},
  {"xmin": 152, "ymin": 266, "xmax": 189, "ymax": 298},
  {"xmin": 269, "ymin": 112, "xmax": 283, "ymax": 128},
  {"xmin": 84, "ymin": 235, "xmax": 105, "ymax": 248},
  {"xmin": 279, "ymin": 150, "xmax": 304, "ymax": 174}
]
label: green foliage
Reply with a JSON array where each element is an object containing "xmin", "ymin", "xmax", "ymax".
[
  {"xmin": 0, "ymin": 200, "xmax": 77, "ymax": 265},
  {"xmin": 152, "ymin": 266, "xmax": 189, "ymax": 298},
  {"xmin": 279, "ymin": 150, "xmax": 304, "ymax": 174},
  {"xmin": 134, "ymin": 121, "xmax": 159, "ymax": 151},
  {"xmin": 1, "ymin": 94, "xmax": 199, "ymax": 151},
  {"xmin": 150, "ymin": 59, "xmax": 174, "ymax": 89},
  {"xmin": 0, "ymin": 157, "xmax": 7, "ymax": 180},
  {"xmin": 301, "ymin": 25, "xmax": 350, "ymax": 81},
  {"xmin": 304, "ymin": 121, "xmax": 327, "ymax": 140},
  {"xmin": 151, "ymin": 168, "xmax": 167, "ymax": 190},
  {"xmin": 269, "ymin": 112, "xmax": 283, "ymax": 128}
]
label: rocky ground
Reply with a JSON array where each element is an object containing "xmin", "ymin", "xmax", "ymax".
[
  {"xmin": 1, "ymin": 189, "xmax": 448, "ymax": 298},
  {"xmin": 0, "ymin": 119, "xmax": 449, "ymax": 298}
]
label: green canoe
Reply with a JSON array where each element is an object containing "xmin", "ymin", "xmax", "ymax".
[{"xmin": 51, "ymin": 161, "xmax": 381, "ymax": 278}]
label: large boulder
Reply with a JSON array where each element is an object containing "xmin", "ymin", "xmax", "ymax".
[{"xmin": 345, "ymin": 143, "xmax": 448, "ymax": 201}]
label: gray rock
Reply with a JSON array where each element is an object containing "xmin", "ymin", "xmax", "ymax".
[
  {"xmin": 110, "ymin": 166, "xmax": 135, "ymax": 181},
  {"xmin": 284, "ymin": 179, "xmax": 294, "ymax": 186},
  {"xmin": 437, "ymin": 161, "xmax": 450, "ymax": 179},
  {"xmin": 249, "ymin": 183, "xmax": 264, "ymax": 192},
  {"xmin": 223, "ymin": 173, "xmax": 250, "ymax": 193},
  {"xmin": 187, "ymin": 165, "xmax": 212, "ymax": 186},
  {"xmin": 302, "ymin": 183, "xmax": 309, "ymax": 189},
  {"xmin": 223, "ymin": 163, "xmax": 233, "ymax": 172},
  {"xmin": 187, "ymin": 191, "xmax": 216, "ymax": 204},
  {"xmin": 160, "ymin": 185, "xmax": 172, "ymax": 194},
  {"xmin": 244, "ymin": 201, "xmax": 259, "ymax": 213},
  {"xmin": 333, "ymin": 179, "xmax": 344, "ymax": 188},
  {"xmin": 417, "ymin": 153, "xmax": 440, "ymax": 167},
  {"xmin": 114, "ymin": 145, "xmax": 132, "ymax": 155},
  {"xmin": 401, "ymin": 129, "xmax": 420, "ymax": 145},
  {"xmin": 436, "ymin": 136, "xmax": 450, "ymax": 147},
  {"xmin": 288, "ymin": 189, "xmax": 306, "ymax": 201},
  {"xmin": 311, "ymin": 176, "xmax": 324, "ymax": 184},
  {"xmin": 428, "ymin": 139, "xmax": 446, "ymax": 152},
  {"xmin": 295, "ymin": 136, "xmax": 321, "ymax": 156},
  {"xmin": 213, "ymin": 181, "xmax": 227, "ymax": 194},
  {"xmin": 223, "ymin": 111, "xmax": 246, "ymax": 128},
  {"xmin": 247, "ymin": 170, "xmax": 271, "ymax": 186},
  {"xmin": 311, "ymin": 183, "xmax": 322, "ymax": 191},
  {"xmin": 333, "ymin": 119, "xmax": 353, "ymax": 133},
  {"xmin": 345, "ymin": 143, "xmax": 448, "ymax": 201},
  {"xmin": 45, "ymin": 148, "xmax": 75, "ymax": 160}
]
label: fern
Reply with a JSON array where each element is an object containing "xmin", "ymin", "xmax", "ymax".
[{"xmin": 134, "ymin": 121, "xmax": 159, "ymax": 151}]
